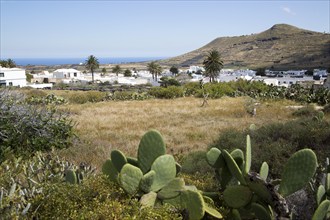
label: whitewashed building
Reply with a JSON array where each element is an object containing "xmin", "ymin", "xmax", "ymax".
[
  {"xmin": 53, "ymin": 68, "xmax": 82, "ymax": 79},
  {"xmin": 0, "ymin": 67, "xmax": 27, "ymax": 87}
]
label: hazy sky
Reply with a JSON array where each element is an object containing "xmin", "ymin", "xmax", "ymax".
[{"xmin": 1, "ymin": 0, "xmax": 329, "ymax": 59}]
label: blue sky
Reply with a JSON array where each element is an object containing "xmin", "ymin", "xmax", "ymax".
[{"xmin": 1, "ymin": 0, "xmax": 329, "ymax": 59}]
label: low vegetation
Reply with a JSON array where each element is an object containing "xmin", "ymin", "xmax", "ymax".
[{"xmin": 1, "ymin": 85, "xmax": 330, "ymax": 219}]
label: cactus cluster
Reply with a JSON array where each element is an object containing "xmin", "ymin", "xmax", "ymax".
[
  {"xmin": 312, "ymin": 157, "xmax": 330, "ymax": 220},
  {"xmin": 0, "ymin": 151, "xmax": 95, "ymax": 217},
  {"xmin": 206, "ymin": 134, "xmax": 318, "ymax": 219},
  {"xmin": 102, "ymin": 129, "xmax": 222, "ymax": 220}
]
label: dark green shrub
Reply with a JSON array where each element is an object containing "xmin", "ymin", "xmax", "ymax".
[
  {"xmin": 67, "ymin": 90, "xmax": 107, "ymax": 104},
  {"xmin": 201, "ymin": 82, "xmax": 235, "ymax": 98},
  {"xmin": 212, "ymin": 117, "xmax": 330, "ymax": 178},
  {"xmin": 292, "ymin": 105, "xmax": 318, "ymax": 117},
  {"xmin": 109, "ymin": 91, "xmax": 151, "ymax": 101},
  {"xmin": 0, "ymin": 90, "xmax": 75, "ymax": 161},
  {"xmin": 180, "ymin": 151, "xmax": 213, "ymax": 174},
  {"xmin": 30, "ymin": 175, "xmax": 182, "ymax": 219},
  {"xmin": 183, "ymin": 82, "xmax": 202, "ymax": 96},
  {"xmin": 148, "ymin": 86, "xmax": 184, "ymax": 99}
]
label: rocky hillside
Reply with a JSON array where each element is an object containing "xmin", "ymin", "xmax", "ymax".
[{"xmin": 162, "ymin": 24, "xmax": 330, "ymax": 70}]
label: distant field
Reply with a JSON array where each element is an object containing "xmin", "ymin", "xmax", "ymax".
[{"xmin": 56, "ymin": 96, "xmax": 297, "ymax": 169}]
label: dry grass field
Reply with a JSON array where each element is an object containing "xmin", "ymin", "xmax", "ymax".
[{"xmin": 56, "ymin": 96, "xmax": 297, "ymax": 169}]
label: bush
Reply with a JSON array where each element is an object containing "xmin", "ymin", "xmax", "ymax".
[
  {"xmin": 183, "ymin": 82, "xmax": 202, "ymax": 96},
  {"xmin": 0, "ymin": 151, "xmax": 95, "ymax": 218},
  {"xmin": 180, "ymin": 151, "xmax": 213, "ymax": 174},
  {"xmin": 30, "ymin": 175, "xmax": 182, "ymax": 219},
  {"xmin": 0, "ymin": 90, "xmax": 75, "ymax": 161},
  {"xmin": 292, "ymin": 105, "xmax": 318, "ymax": 117},
  {"xmin": 148, "ymin": 86, "xmax": 185, "ymax": 99},
  {"xmin": 212, "ymin": 117, "xmax": 330, "ymax": 178},
  {"xmin": 67, "ymin": 91, "xmax": 107, "ymax": 104},
  {"xmin": 200, "ymin": 82, "xmax": 235, "ymax": 98}
]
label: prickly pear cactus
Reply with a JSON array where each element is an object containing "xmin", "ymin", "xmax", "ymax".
[
  {"xmin": 157, "ymin": 178, "xmax": 185, "ymax": 200},
  {"xmin": 206, "ymin": 148, "xmax": 224, "ymax": 168},
  {"xmin": 150, "ymin": 154, "xmax": 176, "ymax": 191},
  {"xmin": 119, "ymin": 164, "xmax": 143, "ymax": 195},
  {"xmin": 138, "ymin": 129, "xmax": 166, "ymax": 174},
  {"xmin": 102, "ymin": 159, "xmax": 118, "ymax": 182},
  {"xmin": 278, "ymin": 149, "xmax": 318, "ymax": 197},
  {"xmin": 65, "ymin": 169, "xmax": 77, "ymax": 184},
  {"xmin": 312, "ymin": 199, "xmax": 330, "ymax": 220},
  {"xmin": 259, "ymin": 162, "xmax": 269, "ymax": 181},
  {"xmin": 223, "ymin": 185, "xmax": 252, "ymax": 208},
  {"xmin": 111, "ymin": 149, "xmax": 127, "ymax": 172},
  {"xmin": 251, "ymin": 202, "xmax": 273, "ymax": 220},
  {"xmin": 140, "ymin": 191, "xmax": 157, "ymax": 208},
  {"xmin": 222, "ymin": 149, "xmax": 246, "ymax": 184},
  {"xmin": 140, "ymin": 170, "xmax": 156, "ymax": 193},
  {"xmin": 181, "ymin": 190, "xmax": 205, "ymax": 220}
]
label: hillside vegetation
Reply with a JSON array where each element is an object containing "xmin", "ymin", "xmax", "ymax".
[{"xmin": 163, "ymin": 24, "xmax": 330, "ymax": 70}]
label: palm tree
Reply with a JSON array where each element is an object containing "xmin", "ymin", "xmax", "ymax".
[
  {"xmin": 147, "ymin": 61, "xmax": 162, "ymax": 81},
  {"xmin": 85, "ymin": 55, "xmax": 99, "ymax": 83},
  {"xmin": 202, "ymin": 49, "xmax": 223, "ymax": 82},
  {"xmin": 112, "ymin": 65, "xmax": 122, "ymax": 76}
]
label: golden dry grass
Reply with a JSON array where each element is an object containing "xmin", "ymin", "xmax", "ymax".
[{"xmin": 56, "ymin": 96, "xmax": 297, "ymax": 169}]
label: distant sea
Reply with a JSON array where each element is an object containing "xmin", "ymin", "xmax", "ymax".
[{"xmin": 13, "ymin": 57, "xmax": 168, "ymax": 66}]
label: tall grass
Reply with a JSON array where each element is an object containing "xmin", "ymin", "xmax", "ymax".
[{"xmin": 57, "ymin": 96, "xmax": 296, "ymax": 169}]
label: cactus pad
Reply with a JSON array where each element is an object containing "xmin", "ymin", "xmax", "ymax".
[
  {"xmin": 140, "ymin": 191, "xmax": 157, "ymax": 208},
  {"xmin": 138, "ymin": 130, "xmax": 166, "ymax": 173},
  {"xmin": 140, "ymin": 170, "xmax": 156, "ymax": 193},
  {"xmin": 181, "ymin": 190, "xmax": 205, "ymax": 220},
  {"xmin": 150, "ymin": 154, "xmax": 177, "ymax": 192},
  {"xmin": 102, "ymin": 159, "xmax": 118, "ymax": 182},
  {"xmin": 326, "ymin": 173, "xmax": 330, "ymax": 194},
  {"xmin": 316, "ymin": 185, "xmax": 326, "ymax": 206},
  {"xmin": 111, "ymin": 150, "xmax": 127, "ymax": 172},
  {"xmin": 231, "ymin": 149, "xmax": 245, "ymax": 168},
  {"xmin": 278, "ymin": 149, "xmax": 317, "ymax": 197},
  {"xmin": 119, "ymin": 163, "xmax": 143, "ymax": 195},
  {"xmin": 65, "ymin": 169, "xmax": 77, "ymax": 184},
  {"xmin": 127, "ymin": 156, "xmax": 139, "ymax": 167},
  {"xmin": 206, "ymin": 148, "xmax": 225, "ymax": 168},
  {"xmin": 244, "ymin": 135, "xmax": 252, "ymax": 175},
  {"xmin": 222, "ymin": 150, "xmax": 246, "ymax": 184},
  {"xmin": 259, "ymin": 162, "xmax": 269, "ymax": 181},
  {"xmin": 204, "ymin": 203, "xmax": 223, "ymax": 219},
  {"xmin": 157, "ymin": 178, "xmax": 185, "ymax": 199},
  {"xmin": 251, "ymin": 202, "xmax": 272, "ymax": 220},
  {"xmin": 223, "ymin": 185, "xmax": 252, "ymax": 208},
  {"xmin": 312, "ymin": 199, "xmax": 330, "ymax": 220}
]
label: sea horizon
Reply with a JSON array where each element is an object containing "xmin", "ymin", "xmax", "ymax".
[{"xmin": 10, "ymin": 57, "xmax": 168, "ymax": 66}]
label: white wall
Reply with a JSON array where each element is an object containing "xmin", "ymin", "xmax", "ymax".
[{"xmin": 0, "ymin": 67, "xmax": 27, "ymax": 87}]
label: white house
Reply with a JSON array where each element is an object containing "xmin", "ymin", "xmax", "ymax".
[
  {"xmin": 0, "ymin": 66, "xmax": 27, "ymax": 87},
  {"xmin": 53, "ymin": 68, "xmax": 82, "ymax": 79}
]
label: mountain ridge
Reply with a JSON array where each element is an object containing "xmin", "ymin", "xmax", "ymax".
[{"xmin": 162, "ymin": 24, "xmax": 330, "ymax": 70}]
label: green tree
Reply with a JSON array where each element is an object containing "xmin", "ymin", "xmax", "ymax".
[
  {"xmin": 112, "ymin": 65, "xmax": 122, "ymax": 76},
  {"xmin": 85, "ymin": 55, "xmax": 99, "ymax": 83},
  {"xmin": 26, "ymin": 73, "xmax": 33, "ymax": 82},
  {"xmin": 169, "ymin": 66, "xmax": 179, "ymax": 76},
  {"xmin": 101, "ymin": 67, "xmax": 107, "ymax": 76},
  {"xmin": 147, "ymin": 61, "xmax": 162, "ymax": 81},
  {"xmin": 256, "ymin": 68, "xmax": 266, "ymax": 76},
  {"xmin": 124, "ymin": 69, "xmax": 132, "ymax": 77},
  {"xmin": 202, "ymin": 49, "xmax": 223, "ymax": 82},
  {"xmin": 7, "ymin": 59, "xmax": 16, "ymax": 68}
]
